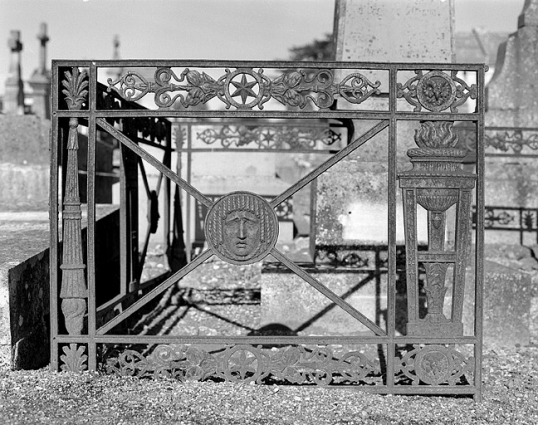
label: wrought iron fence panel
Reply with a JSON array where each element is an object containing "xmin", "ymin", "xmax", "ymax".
[{"xmin": 50, "ymin": 60, "xmax": 485, "ymax": 399}]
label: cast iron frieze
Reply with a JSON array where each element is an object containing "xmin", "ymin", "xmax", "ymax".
[
  {"xmin": 104, "ymin": 344, "xmax": 381, "ymax": 385},
  {"xmin": 107, "ymin": 67, "xmax": 381, "ymax": 110},
  {"xmin": 205, "ymin": 191, "xmax": 279, "ymax": 265}
]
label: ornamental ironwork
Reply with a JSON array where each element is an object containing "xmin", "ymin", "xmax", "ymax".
[
  {"xmin": 205, "ymin": 192, "xmax": 279, "ymax": 265},
  {"xmin": 459, "ymin": 126, "xmax": 538, "ymax": 156},
  {"xmin": 399, "ymin": 120, "xmax": 475, "ymax": 337},
  {"xmin": 395, "ymin": 344, "xmax": 474, "ymax": 386},
  {"xmin": 397, "ymin": 70, "xmax": 477, "ymax": 113},
  {"xmin": 107, "ymin": 67, "xmax": 382, "ymax": 110},
  {"xmin": 196, "ymin": 125, "xmax": 342, "ymax": 149},
  {"xmin": 50, "ymin": 60, "xmax": 485, "ymax": 400},
  {"xmin": 472, "ymin": 206, "xmax": 538, "ymax": 244},
  {"xmin": 103, "ymin": 344, "xmax": 381, "ymax": 386}
]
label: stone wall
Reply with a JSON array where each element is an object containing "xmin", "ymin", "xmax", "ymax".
[{"xmin": 0, "ymin": 115, "xmax": 50, "ymax": 209}]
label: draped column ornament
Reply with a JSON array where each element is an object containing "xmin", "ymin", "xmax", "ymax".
[
  {"xmin": 399, "ymin": 121, "xmax": 476, "ymax": 337},
  {"xmin": 60, "ymin": 67, "xmax": 88, "ymax": 335}
]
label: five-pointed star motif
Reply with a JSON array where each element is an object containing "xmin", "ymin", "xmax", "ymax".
[{"xmin": 231, "ymin": 74, "xmax": 258, "ymax": 104}]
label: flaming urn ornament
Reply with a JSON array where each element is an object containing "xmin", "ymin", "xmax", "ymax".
[{"xmin": 399, "ymin": 121, "xmax": 475, "ymax": 336}]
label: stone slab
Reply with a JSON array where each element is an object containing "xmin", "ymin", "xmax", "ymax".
[
  {"xmin": 0, "ymin": 205, "xmax": 120, "ymax": 369},
  {"xmin": 464, "ymin": 260, "xmax": 533, "ymax": 348},
  {"xmin": 0, "ymin": 164, "xmax": 50, "ymax": 209},
  {"xmin": 0, "ymin": 116, "xmax": 50, "ymax": 165}
]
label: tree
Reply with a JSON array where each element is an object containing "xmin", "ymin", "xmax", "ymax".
[{"xmin": 288, "ymin": 33, "xmax": 334, "ymax": 61}]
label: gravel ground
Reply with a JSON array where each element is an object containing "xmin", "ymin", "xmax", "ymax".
[
  {"xmin": 0, "ymin": 345, "xmax": 536, "ymax": 424},
  {"xmin": 2, "ymin": 249, "xmax": 536, "ymax": 424}
]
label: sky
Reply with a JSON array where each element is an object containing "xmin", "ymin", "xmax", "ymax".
[{"xmin": 0, "ymin": 0, "xmax": 527, "ymax": 95}]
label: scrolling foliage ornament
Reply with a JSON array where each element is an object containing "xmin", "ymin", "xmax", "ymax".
[
  {"xmin": 107, "ymin": 67, "xmax": 381, "ymax": 109},
  {"xmin": 104, "ymin": 344, "xmax": 380, "ymax": 385},
  {"xmin": 395, "ymin": 345, "xmax": 474, "ymax": 386},
  {"xmin": 397, "ymin": 70, "xmax": 477, "ymax": 112}
]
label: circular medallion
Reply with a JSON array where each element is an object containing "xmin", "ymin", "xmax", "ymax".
[
  {"xmin": 414, "ymin": 345, "xmax": 453, "ymax": 385},
  {"xmin": 222, "ymin": 345, "xmax": 269, "ymax": 383},
  {"xmin": 416, "ymin": 71, "xmax": 457, "ymax": 112},
  {"xmin": 224, "ymin": 69, "xmax": 263, "ymax": 109},
  {"xmin": 205, "ymin": 191, "xmax": 279, "ymax": 265}
]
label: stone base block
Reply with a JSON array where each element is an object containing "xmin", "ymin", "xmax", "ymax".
[
  {"xmin": 407, "ymin": 321, "xmax": 463, "ymax": 337},
  {"xmin": 0, "ymin": 164, "xmax": 49, "ymax": 208},
  {"xmin": 463, "ymin": 259, "xmax": 533, "ymax": 348},
  {"xmin": 261, "ymin": 269, "xmax": 391, "ymax": 336}
]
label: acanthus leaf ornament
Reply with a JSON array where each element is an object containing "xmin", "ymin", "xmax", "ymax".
[
  {"xmin": 62, "ymin": 67, "xmax": 88, "ymax": 110},
  {"xmin": 60, "ymin": 344, "xmax": 88, "ymax": 372},
  {"xmin": 108, "ymin": 67, "xmax": 222, "ymax": 108}
]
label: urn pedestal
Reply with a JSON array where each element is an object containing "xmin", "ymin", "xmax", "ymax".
[{"xmin": 399, "ymin": 121, "xmax": 476, "ymax": 337}]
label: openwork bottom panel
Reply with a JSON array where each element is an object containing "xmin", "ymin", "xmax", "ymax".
[
  {"xmin": 97, "ymin": 343, "xmax": 386, "ymax": 387},
  {"xmin": 394, "ymin": 344, "xmax": 475, "ymax": 387}
]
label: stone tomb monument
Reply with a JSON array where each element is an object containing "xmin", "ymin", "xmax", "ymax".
[{"xmin": 261, "ymin": 0, "xmax": 456, "ymax": 337}]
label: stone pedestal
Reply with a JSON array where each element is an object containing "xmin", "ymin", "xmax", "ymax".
[
  {"xmin": 261, "ymin": 269, "xmax": 391, "ymax": 336},
  {"xmin": 28, "ymin": 75, "xmax": 51, "ymax": 119}
]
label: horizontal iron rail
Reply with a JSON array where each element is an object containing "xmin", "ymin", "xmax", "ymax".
[
  {"xmin": 53, "ymin": 59, "xmax": 487, "ymax": 70},
  {"xmin": 53, "ymin": 335, "xmax": 479, "ymax": 344},
  {"xmin": 54, "ymin": 110, "xmax": 482, "ymax": 120},
  {"xmin": 174, "ymin": 148, "xmax": 342, "ymax": 154}
]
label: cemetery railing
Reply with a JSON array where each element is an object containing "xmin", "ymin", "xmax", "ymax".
[{"xmin": 50, "ymin": 60, "xmax": 486, "ymax": 400}]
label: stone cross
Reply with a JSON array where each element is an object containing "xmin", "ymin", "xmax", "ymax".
[
  {"xmin": 4, "ymin": 30, "xmax": 25, "ymax": 115},
  {"xmin": 107, "ymin": 34, "xmax": 123, "ymax": 80},
  {"xmin": 37, "ymin": 23, "xmax": 49, "ymax": 76},
  {"xmin": 29, "ymin": 23, "xmax": 51, "ymax": 119},
  {"xmin": 113, "ymin": 34, "xmax": 120, "ymax": 59}
]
